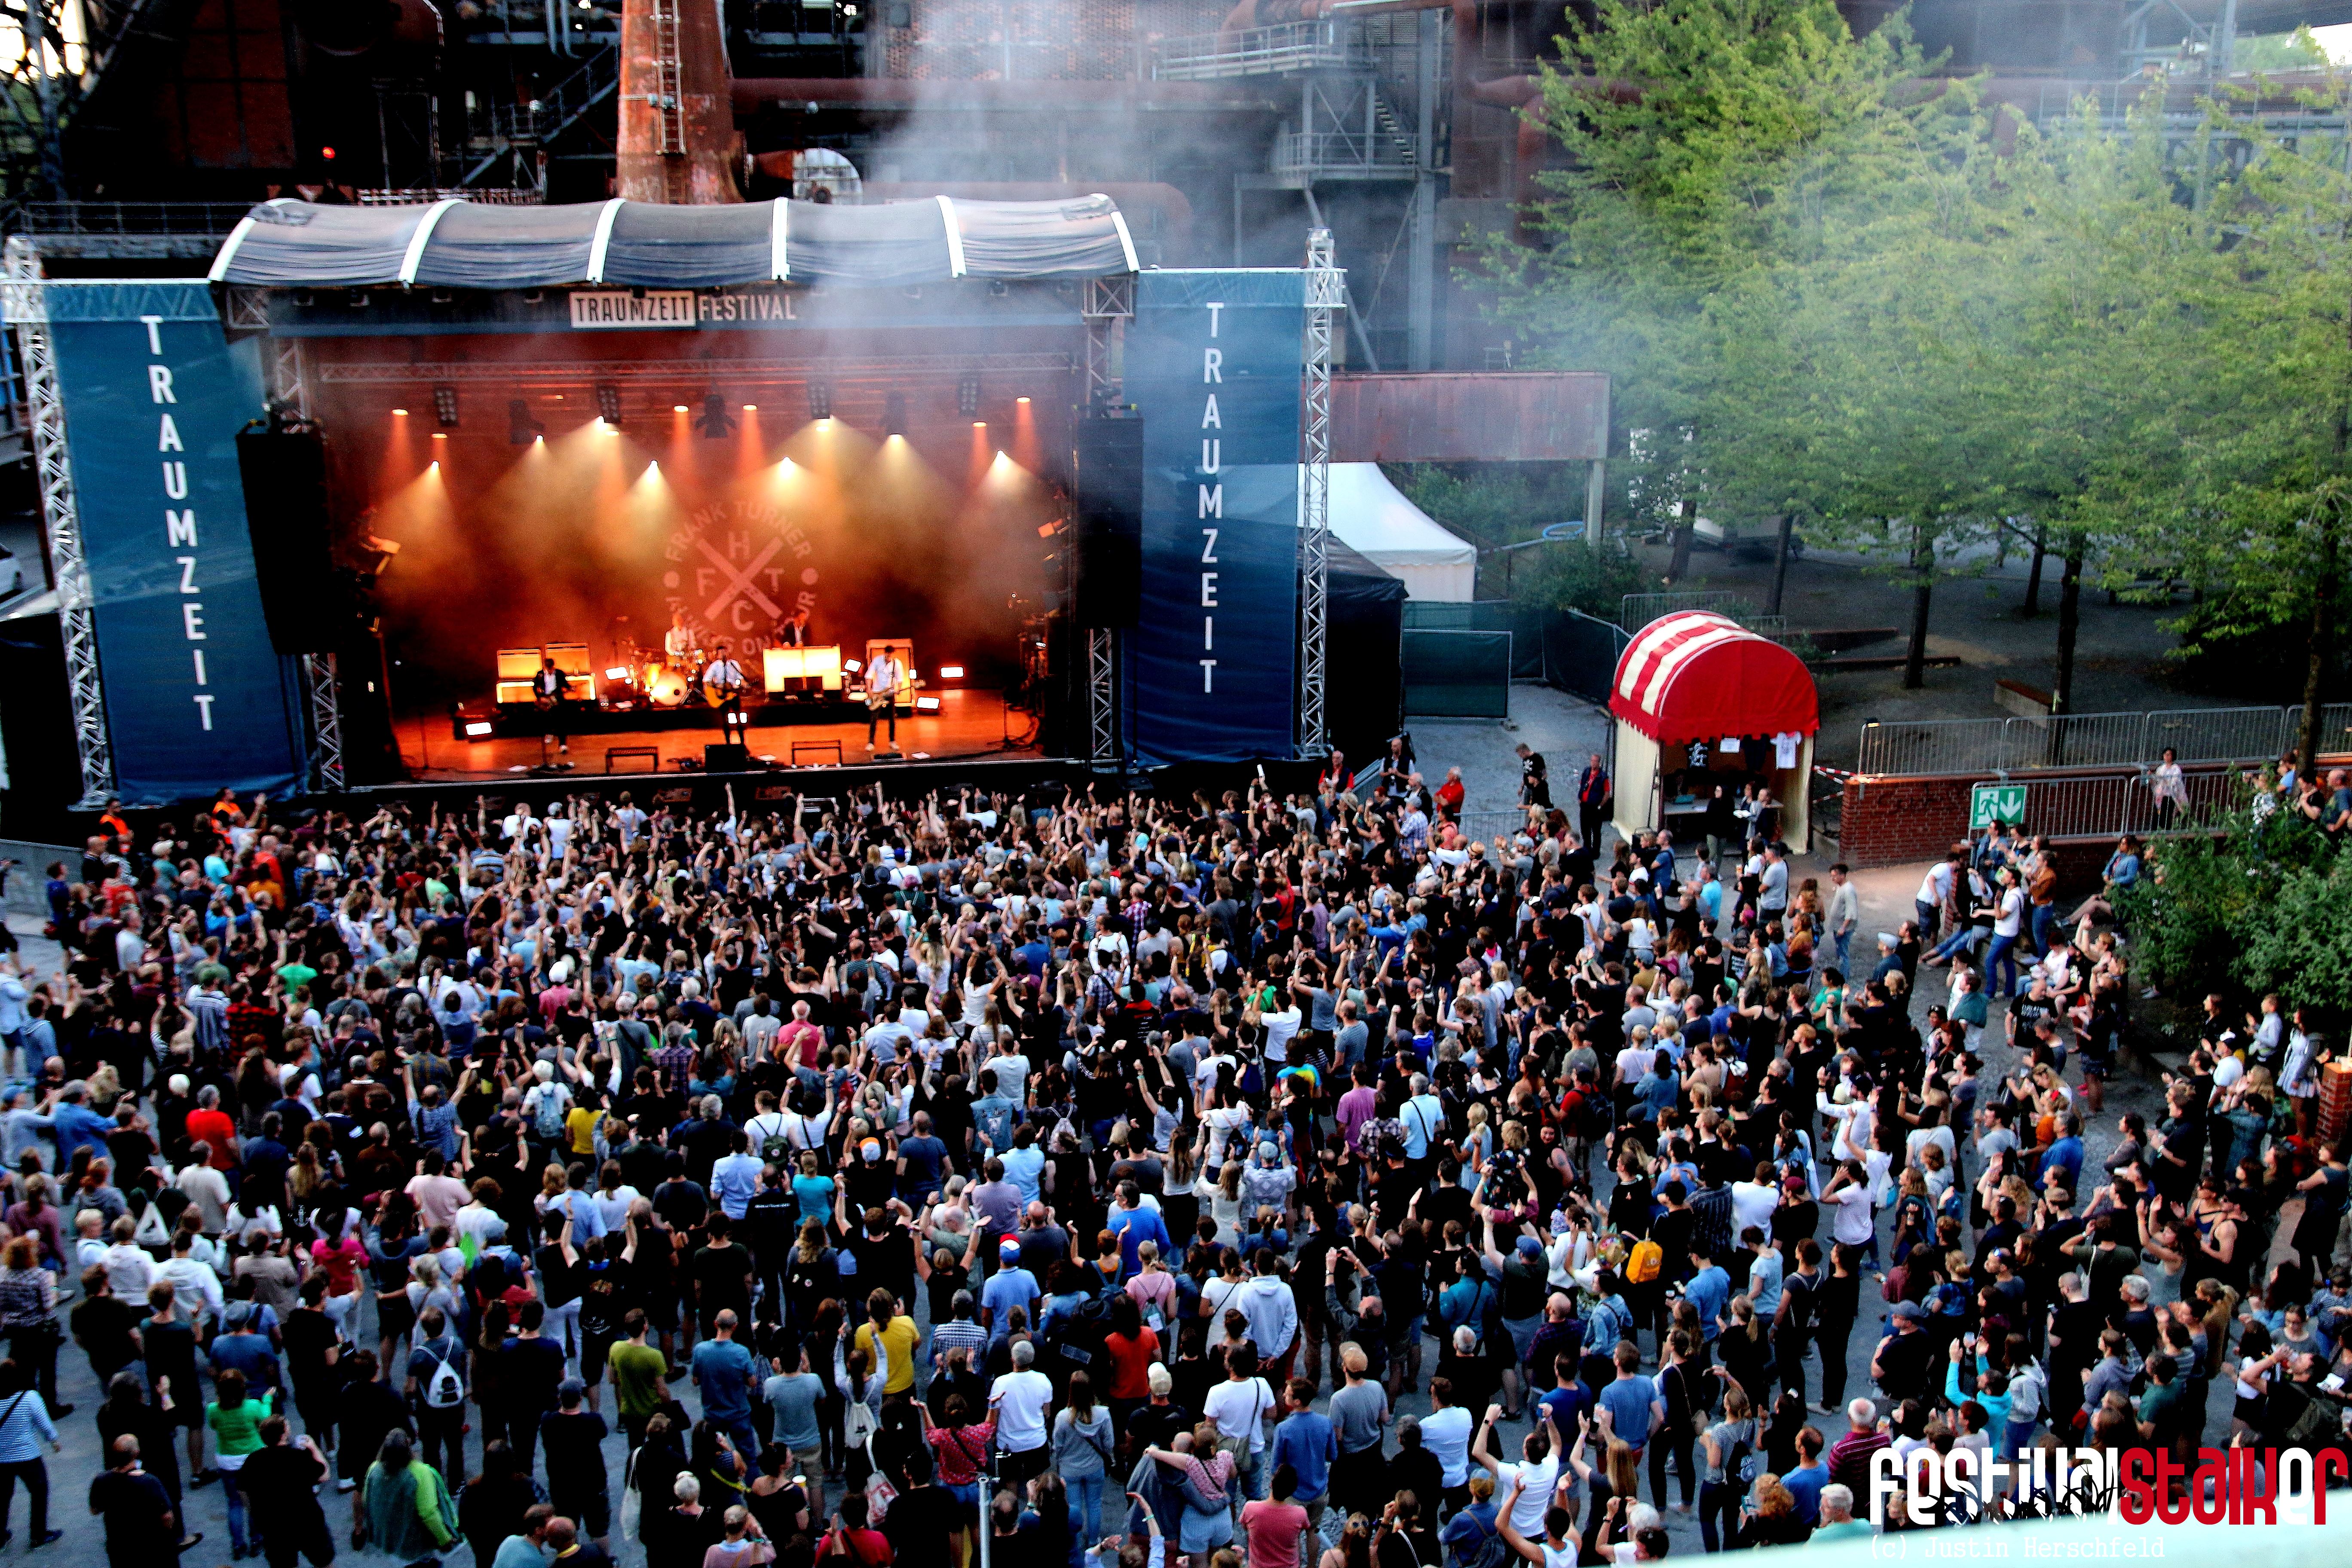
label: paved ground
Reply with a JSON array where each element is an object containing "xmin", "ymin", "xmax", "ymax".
[{"xmin": 1629, "ymin": 540, "xmax": 2245, "ymax": 772}]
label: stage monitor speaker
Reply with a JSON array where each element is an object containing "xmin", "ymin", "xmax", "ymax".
[
  {"xmin": 705, "ymin": 743, "xmax": 753, "ymax": 772},
  {"xmin": 1072, "ymin": 415, "xmax": 1142, "ymax": 629},
  {"xmin": 236, "ymin": 429, "xmax": 343, "ymax": 654}
]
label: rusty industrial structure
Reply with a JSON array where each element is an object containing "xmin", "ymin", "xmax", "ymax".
[{"xmin": 0, "ymin": 0, "xmax": 2343, "ymax": 371}]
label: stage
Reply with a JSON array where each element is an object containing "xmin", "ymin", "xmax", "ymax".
[{"xmin": 394, "ymin": 686, "xmax": 1041, "ymax": 781}]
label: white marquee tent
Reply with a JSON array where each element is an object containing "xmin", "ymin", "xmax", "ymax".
[{"xmin": 1300, "ymin": 463, "xmax": 1479, "ymax": 602}]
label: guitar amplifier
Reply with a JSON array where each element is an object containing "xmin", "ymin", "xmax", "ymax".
[{"xmin": 704, "ymin": 744, "xmax": 753, "ymax": 772}]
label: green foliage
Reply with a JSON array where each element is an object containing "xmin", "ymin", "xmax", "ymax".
[
  {"xmin": 1386, "ymin": 462, "xmax": 1644, "ymax": 613},
  {"xmin": 2229, "ymin": 29, "xmax": 2329, "ymax": 75},
  {"xmin": 2119, "ymin": 812, "xmax": 2352, "ymax": 1016}
]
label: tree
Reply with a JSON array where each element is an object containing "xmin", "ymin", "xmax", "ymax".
[{"xmin": 1479, "ymin": 0, "xmax": 1936, "ymax": 572}]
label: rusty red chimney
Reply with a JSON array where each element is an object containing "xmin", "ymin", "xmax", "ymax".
[{"xmin": 618, "ymin": 0, "xmax": 742, "ymax": 203}]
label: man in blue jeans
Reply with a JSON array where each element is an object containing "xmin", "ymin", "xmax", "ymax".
[{"xmin": 1984, "ymin": 866, "xmax": 2025, "ymax": 998}]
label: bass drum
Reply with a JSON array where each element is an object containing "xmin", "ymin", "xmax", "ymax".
[{"xmin": 644, "ymin": 662, "xmax": 692, "ymax": 707}]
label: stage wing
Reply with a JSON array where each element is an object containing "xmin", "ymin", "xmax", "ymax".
[{"xmin": 208, "ymin": 196, "xmax": 1138, "ymax": 287}]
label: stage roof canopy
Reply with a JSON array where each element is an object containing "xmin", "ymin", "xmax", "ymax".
[{"xmin": 208, "ymin": 195, "xmax": 1141, "ymax": 290}]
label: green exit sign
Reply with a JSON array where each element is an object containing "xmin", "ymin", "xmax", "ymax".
[{"xmin": 1970, "ymin": 782, "xmax": 2027, "ymax": 829}]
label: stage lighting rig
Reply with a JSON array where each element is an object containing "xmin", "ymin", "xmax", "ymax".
[
  {"xmin": 958, "ymin": 372, "xmax": 981, "ymax": 419},
  {"xmin": 694, "ymin": 393, "xmax": 738, "ymax": 440},
  {"xmin": 885, "ymin": 392, "xmax": 908, "ymax": 435},
  {"xmin": 596, "ymin": 383, "xmax": 624, "ymax": 425},
  {"xmin": 806, "ymin": 380, "xmax": 832, "ymax": 421},
  {"xmin": 508, "ymin": 398, "xmax": 545, "ymax": 445},
  {"xmin": 433, "ymin": 385, "xmax": 460, "ymax": 428}
]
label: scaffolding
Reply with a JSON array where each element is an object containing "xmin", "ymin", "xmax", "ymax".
[
  {"xmin": 1298, "ymin": 228, "xmax": 1339, "ymax": 760},
  {"xmin": 2, "ymin": 237, "xmax": 112, "ymax": 806}
]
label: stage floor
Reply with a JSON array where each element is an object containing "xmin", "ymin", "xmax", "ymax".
[{"xmin": 394, "ymin": 687, "xmax": 1042, "ymax": 781}]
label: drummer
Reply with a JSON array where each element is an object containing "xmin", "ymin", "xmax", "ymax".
[{"xmin": 663, "ymin": 609, "xmax": 701, "ymax": 668}]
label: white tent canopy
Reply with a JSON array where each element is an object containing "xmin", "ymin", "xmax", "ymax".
[{"xmin": 1299, "ymin": 463, "xmax": 1477, "ymax": 601}]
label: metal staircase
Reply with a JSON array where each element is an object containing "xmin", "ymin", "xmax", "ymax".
[{"xmin": 461, "ymin": 42, "xmax": 621, "ymax": 187}]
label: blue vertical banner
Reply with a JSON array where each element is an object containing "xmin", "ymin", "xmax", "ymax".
[
  {"xmin": 1124, "ymin": 270, "xmax": 1303, "ymax": 767},
  {"xmin": 45, "ymin": 284, "xmax": 303, "ymax": 803}
]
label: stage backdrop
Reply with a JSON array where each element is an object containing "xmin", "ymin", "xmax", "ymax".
[
  {"xmin": 40, "ymin": 283, "xmax": 303, "ymax": 803},
  {"xmin": 1124, "ymin": 270, "xmax": 1304, "ymax": 767}
]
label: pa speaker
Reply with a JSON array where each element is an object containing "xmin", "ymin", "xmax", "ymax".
[
  {"xmin": 236, "ymin": 429, "xmax": 343, "ymax": 654},
  {"xmin": 1072, "ymin": 415, "xmax": 1142, "ymax": 629},
  {"xmin": 705, "ymin": 743, "xmax": 753, "ymax": 772}
]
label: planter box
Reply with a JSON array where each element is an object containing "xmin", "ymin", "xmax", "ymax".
[{"xmin": 1995, "ymin": 678, "xmax": 2055, "ymax": 723}]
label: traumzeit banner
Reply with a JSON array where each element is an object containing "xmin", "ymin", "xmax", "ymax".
[
  {"xmin": 42, "ymin": 283, "xmax": 303, "ymax": 802},
  {"xmin": 1125, "ymin": 269, "xmax": 1303, "ymax": 767}
]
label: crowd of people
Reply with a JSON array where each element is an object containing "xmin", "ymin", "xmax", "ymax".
[{"xmin": 0, "ymin": 762, "xmax": 2340, "ymax": 1568}]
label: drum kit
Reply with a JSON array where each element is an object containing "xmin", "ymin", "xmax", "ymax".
[{"xmin": 603, "ymin": 616, "xmax": 727, "ymax": 709}]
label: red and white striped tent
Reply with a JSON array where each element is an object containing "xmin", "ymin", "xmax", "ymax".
[{"xmin": 1607, "ymin": 611, "xmax": 1820, "ymax": 847}]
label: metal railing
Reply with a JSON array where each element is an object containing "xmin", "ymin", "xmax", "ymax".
[
  {"xmin": 1273, "ymin": 128, "xmax": 1418, "ymax": 178},
  {"xmin": 1151, "ymin": 21, "xmax": 1360, "ymax": 79},
  {"xmin": 1618, "ymin": 590, "xmax": 1758, "ymax": 632},
  {"xmin": 355, "ymin": 188, "xmax": 545, "ymax": 206},
  {"xmin": 2006, "ymin": 768, "xmax": 2246, "ymax": 841},
  {"xmin": 6, "ymin": 201, "xmax": 253, "ymax": 237},
  {"xmin": 1855, "ymin": 702, "xmax": 2352, "ymax": 778},
  {"xmin": 0, "ymin": 842, "xmax": 76, "ymax": 920}
]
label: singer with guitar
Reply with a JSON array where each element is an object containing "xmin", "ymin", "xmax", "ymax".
[
  {"xmin": 703, "ymin": 646, "xmax": 748, "ymax": 738},
  {"xmin": 532, "ymin": 658, "xmax": 572, "ymax": 756}
]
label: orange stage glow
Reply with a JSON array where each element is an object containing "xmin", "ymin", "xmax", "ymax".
[{"xmin": 1011, "ymin": 397, "xmax": 1041, "ymax": 472}]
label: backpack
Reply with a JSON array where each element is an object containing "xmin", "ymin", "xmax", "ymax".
[
  {"xmin": 1625, "ymin": 1238, "xmax": 1663, "ymax": 1285},
  {"xmin": 420, "ymin": 1341, "xmax": 464, "ymax": 1409},
  {"xmin": 530, "ymin": 1086, "xmax": 567, "ymax": 1142},
  {"xmin": 1452, "ymin": 1507, "xmax": 1513, "ymax": 1568}
]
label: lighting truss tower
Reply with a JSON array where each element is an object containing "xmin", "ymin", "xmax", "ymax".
[
  {"xmin": 259, "ymin": 334, "xmax": 346, "ymax": 794},
  {"xmin": 1080, "ymin": 273, "xmax": 1134, "ymax": 775},
  {"xmin": 3, "ymin": 236, "xmax": 111, "ymax": 806},
  {"xmin": 1298, "ymin": 227, "xmax": 1340, "ymax": 760}
]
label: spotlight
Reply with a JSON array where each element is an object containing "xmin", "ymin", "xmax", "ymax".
[
  {"xmin": 1017, "ymin": 396, "xmax": 1031, "ymax": 404},
  {"xmin": 694, "ymin": 393, "xmax": 738, "ymax": 440},
  {"xmin": 508, "ymin": 398, "xmax": 545, "ymax": 445},
  {"xmin": 433, "ymin": 385, "xmax": 459, "ymax": 428},
  {"xmin": 914, "ymin": 695, "xmax": 942, "ymax": 713},
  {"xmin": 958, "ymin": 372, "xmax": 981, "ymax": 419},
  {"xmin": 743, "ymin": 404, "xmax": 758, "ymax": 412},
  {"xmin": 674, "ymin": 404, "xmax": 690, "ymax": 414},
  {"xmin": 806, "ymin": 380, "xmax": 832, "ymax": 421},
  {"xmin": 605, "ymin": 667, "xmax": 631, "ymax": 680},
  {"xmin": 464, "ymin": 720, "xmax": 493, "ymax": 738},
  {"xmin": 391, "ymin": 407, "xmax": 409, "ymax": 417},
  {"xmin": 885, "ymin": 391, "xmax": 908, "ymax": 434},
  {"xmin": 939, "ymin": 665, "xmax": 965, "ymax": 680},
  {"xmin": 432, "ymin": 432, "xmax": 448, "ymax": 441},
  {"xmin": 842, "ymin": 657, "xmax": 863, "ymax": 674},
  {"xmin": 597, "ymin": 383, "xmax": 623, "ymax": 424}
]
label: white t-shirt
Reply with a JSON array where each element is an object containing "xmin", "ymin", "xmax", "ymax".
[
  {"xmin": 1994, "ymin": 888, "xmax": 2024, "ymax": 939},
  {"xmin": 1729, "ymin": 1181, "xmax": 1779, "ymax": 1239},
  {"xmin": 1499, "ymin": 1456, "xmax": 1563, "ymax": 1534},
  {"xmin": 1421, "ymin": 1405, "xmax": 1475, "ymax": 1487},
  {"xmin": 1831, "ymin": 1184, "xmax": 1874, "ymax": 1245},
  {"xmin": 1203, "ymin": 1375, "xmax": 1276, "ymax": 1454},
  {"xmin": 990, "ymin": 1368, "xmax": 1055, "ymax": 1452}
]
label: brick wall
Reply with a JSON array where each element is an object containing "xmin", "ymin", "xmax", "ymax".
[
  {"xmin": 1838, "ymin": 776, "xmax": 1977, "ymax": 869},
  {"xmin": 1840, "ymin": 776, "xmax": 2188, "ymax": 895}
]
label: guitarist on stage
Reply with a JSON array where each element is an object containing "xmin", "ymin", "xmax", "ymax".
[
  {"xmin": 532, "ymin": 657, "xmax": 572, "ymax": 757},
  {"xmin": 704, "ymin": 646, "xmax": 748, "ymax": 738}
]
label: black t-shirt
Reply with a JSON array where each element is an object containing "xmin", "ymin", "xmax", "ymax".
[
  {"xmin": 71, "ymin": 1293, "xmax": 140, "ymax": 1372},
  {"xmin": 846, "ymin": 1223, "xmax": 914, "ymax": 1308},
  {"xmin": 882, "ymin": 1483, "xmax": 958, "ymax": 1568},
  {"xmin": 540, "ymin": 1408, "xmax": 610, "ymax": 1490},
  {"xmin": 689, "ymin": 1241, "xmax": 753, "ymax": 1317},
  {"xmin": 501, "ymin": 1334, "xmax": 567, "ymax": 1412},
  {"xmin": 239, "ymin": 1442, "xmax": 329, "ymax": 1522},
  {"xmin": 89, "ymin": 1467, "xmax": 175, "ymax": 1545}
]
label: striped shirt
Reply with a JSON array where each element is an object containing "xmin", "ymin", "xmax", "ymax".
[{"xmin": 0, "ymin": 1390, "xmax": 57, "ymax": 1462}]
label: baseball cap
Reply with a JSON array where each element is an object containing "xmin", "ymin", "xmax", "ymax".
[
  {"xmin": 999, "ymin": 1240, "xmax": 1022, "ymax": 1261},
  {"xmin": 1516, "ymin": 1235, "xmax": 1544, "ymax": 1258},
  {"xmin": 1890, "ymin": 1302, "xmax": 1927, "ymax": 1322}
]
